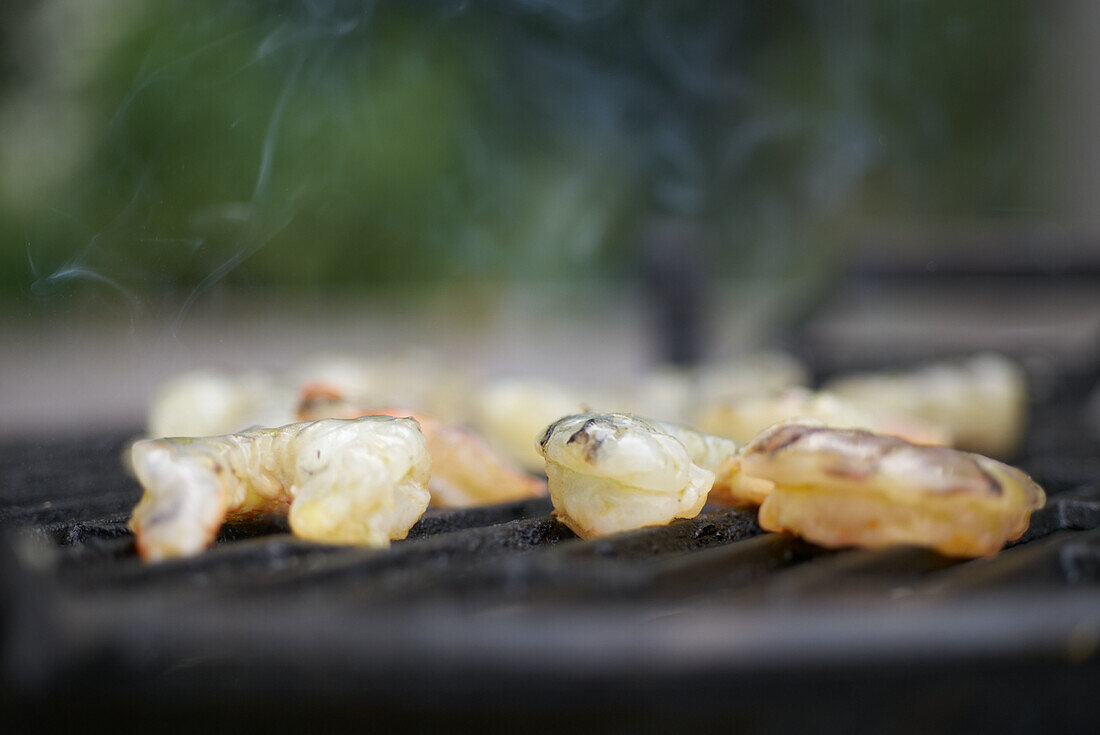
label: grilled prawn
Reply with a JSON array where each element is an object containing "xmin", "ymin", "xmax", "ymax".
[
  {"xmin": 824, "ymin": 353, "xmax": 1027, "ymax": 458},
  {"xmin": 297, "ymin": 386, "xmax": 546, "ymax": 507},
  {"xmin": 476, "ymin": 379, "xmax": 591, "ymax": 473},
  {"xmin": 537, "ymin": 413, "xmax": 728, "ymax": 539},
  {"xmin": 742, "ymin": 422, "xmax": 1045, "ymax": 557},
  {"xmin": 693, "ymin": 352, "xmax": 811, "ymax": 404},
  {"xmin": 614, "ymin": 353, "xmax": 810, "ymax": 425},
  {"xmin": 146, "ymin": 370, "xmax": 298, "ymax": 438},
  {"xmin": 288, "ymin": 352, "xmax": 473, "ymax": 424},
  {"xmin": 649, "ymin": 417, "xmax": 740, "ymax": 474},
  {"xmin": 696, "ymin": 388, "xmax": 952, "ymax": 447},
  {"xmin": 129, "ymin": 417, "xmax": 430, "ymax": 561},
  {"xmin": 145, "ymin": 352, "xmax": 472, "ymax": 440}
]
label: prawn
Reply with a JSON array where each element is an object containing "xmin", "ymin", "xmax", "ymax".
[
  {"xmin": 824, "ymin": 353, "xmax": 1027, "ymax": 458},
  {"xmin": 128, "ymin": 416, "xmax": 431, "ymax": 561},
  {"xmin": 536, "ymin": 413, "xmax": 728, "ymax": 539},
  {"xmin": 740, "ymin": 422, "xmax": 1045, "ymax": 557},
  {"xmin": 475, "ymin": 379, "xmax": 593, "ymax": 473},
  {"xmin": 296, "ymin": 385, "xmax": 546, "ymax": 507},
  {"xmin": 613, "ymin": 353, "xmax": 810, "ymax": 425},
  {"xmin": 696, "ymin": 388, "xmax": 952, "ymax": 447},
  {"xmin": 146, "ymin": 370, "xmax": 297, "ymax": 438}
]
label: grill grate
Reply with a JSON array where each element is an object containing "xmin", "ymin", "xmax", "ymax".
[{"xmin": 3, "ymin": 406, "xmax": 1100, "ymax": 733}]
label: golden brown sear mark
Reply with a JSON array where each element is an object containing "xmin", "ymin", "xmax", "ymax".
[{"xmin": 755, "ymin": 424, "xmax": 1005, "ymax": 497}]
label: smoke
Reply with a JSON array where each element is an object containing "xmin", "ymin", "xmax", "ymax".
[
  {"xmin": 5, "ymin": 0, "xmax": 1034, "ymax": 318},
  {"xmin": 171, "ymin": 51, "xmax": 304, "ymax": 329},
  {"xmin": 12, "ymin": 1, "xmax": 360, "ymax": 323},
  {"xmin": 24, "ymin": 166, "xmax": 153, "ymax": 321}
]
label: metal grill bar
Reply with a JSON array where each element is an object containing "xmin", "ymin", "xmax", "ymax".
[{"xmin": 3, "ymin": 427, "xmax": 1100, "ymax": 731}]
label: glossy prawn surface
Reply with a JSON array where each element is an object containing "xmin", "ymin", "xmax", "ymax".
[
  {"xmin": 296, "ymin": 387, "xmax": 547, "ymax": 507},
  {"xmin": 287, "ymin": 352, "xmax": 474, "ymax": 425},
  {"xmin": 475, "ymin": 379, "xmax": 592, "ymax": 473},
  {"xmin": 648, "ymin": 417, "xmax": 739, "ymax": 474},
  {"xmin": 537, "ymin": 413, "xmax": 721, "ymax": 539},
  {"xmin": 128, "ymin": 417, "xmax": 430, "ymax": 561},
  {"xmin": 692, "ymin": 352, "xmax": 811, "ymax": 405},
  {"xmin": 418, "ymin": 419, "xmax": 547, "ymax": 506},
  {"xmin": 612, "ymin": 352, "xmax": 810, "ymax": 425},
  {"xmin": 824, "ymin": 353, "xmax": 1027, "ymax": 458},
  {"xmin": 701, "ymin": 390, "xmax": 951, "ymax": 508},
  {"xmin": 741, "ymin": 422, "xmax": 1045, "ymax": 558},
  {"xmin": 145, "ymin": 353, "xmax": 474, "ymax": 441},
  {"xmin": 696, "ymin": 388, "xmax": 952, "ymax": 447},
  {"xmin": 146, "ymin": 370, "xmax": 298, "ymax": 438}
]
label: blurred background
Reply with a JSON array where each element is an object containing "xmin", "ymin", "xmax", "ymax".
[{"xmin": 1, "ymin": 0, "xmax": 1098, "ymax": 435}]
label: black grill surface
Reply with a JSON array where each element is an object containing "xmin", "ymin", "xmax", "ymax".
[{"xmin": 3, "ymin": 391, "xmax": 1100, "ymax": 733}]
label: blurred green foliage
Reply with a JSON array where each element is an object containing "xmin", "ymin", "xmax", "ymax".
[{"xmin": 0, "ymin": 0, "xmax": 1036, "ymax": 301}]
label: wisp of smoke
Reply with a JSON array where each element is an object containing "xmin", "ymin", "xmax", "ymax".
[{"xmin": 12, "ymin": 0, "xmax": 1031, "ymax": 324}]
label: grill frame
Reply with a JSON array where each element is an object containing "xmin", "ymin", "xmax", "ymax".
[{"xmin": 4, "ymin": 360, "xmax": 1100, "ymax": 732}]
